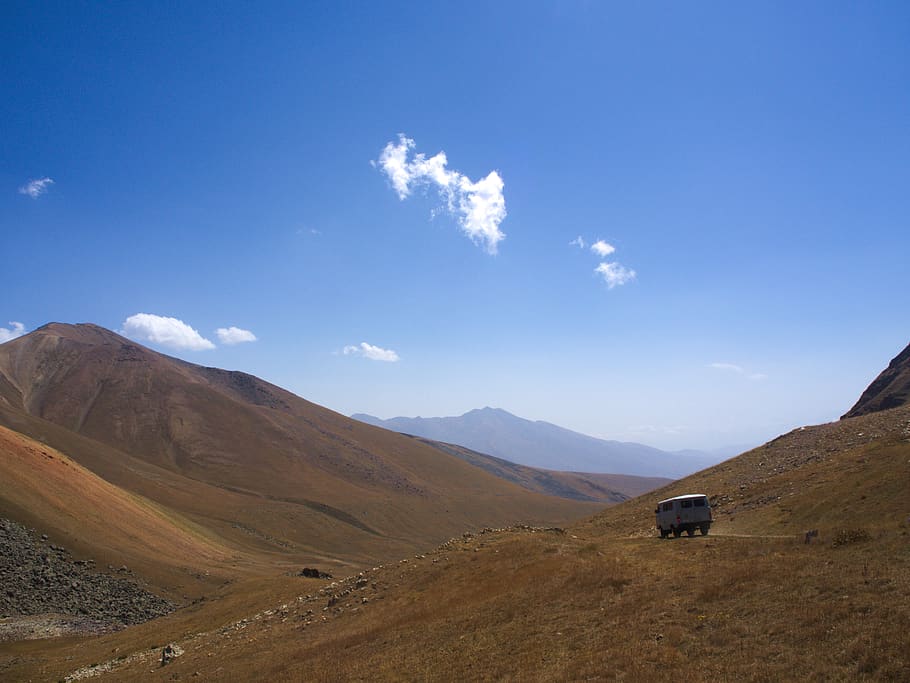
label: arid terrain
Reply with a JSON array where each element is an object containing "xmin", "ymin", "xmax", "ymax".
[
  {"xmin": 1, "ymin": 327, "xmax": 909, "ymax": 681},
  {"xmin": 0, "ymin": 324, "xmax": 624, "ymax": 579}
]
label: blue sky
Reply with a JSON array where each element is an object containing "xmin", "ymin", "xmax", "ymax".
[{"xmin": 2, "ymin": 2, "xmax": 908, "ymax": 451}]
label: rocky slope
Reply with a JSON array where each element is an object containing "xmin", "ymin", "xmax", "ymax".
[
  {"xmin": 842, "ymin": 340, "xmax": 910, "ymax": 418},
  {"xmin": 0, "ymin": 519, "xmax": 172, "ymax": 639}
]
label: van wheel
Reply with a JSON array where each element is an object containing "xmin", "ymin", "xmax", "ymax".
[
  {"xmin": 700, "ymin": 525, "xmax": 710, "ymax": 536},
  {"xmin": 659, "ymin": 528, "xmax": 668, "ymax": 538},
  {"xmin": 686, "ymin": 528, "xmax": 695, "ymax": 537},
  {"xmin": 672, "ymin": 527, "xmax": 681, "ymax": 538}
]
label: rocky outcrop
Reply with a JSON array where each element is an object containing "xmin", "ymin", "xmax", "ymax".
[{"xmin": 843, "ymin": 341, "xmax": 910, "ymax": 418}]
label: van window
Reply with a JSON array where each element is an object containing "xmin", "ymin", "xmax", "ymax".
[
  {"xmin": 662, "ymin": 502, "xmax": 673, "ymax": 512},
  {"xmin": 681, "ymin": 500, "xmax": 692, "ymax": 508},
  {"xmin": 693, "ymin": 499, "xmax": 706, "ymax": 507}
]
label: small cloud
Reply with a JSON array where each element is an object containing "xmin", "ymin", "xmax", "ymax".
[
  {"xmin": 376, "ymin": 134, "xmax": 507, "ymax": 254},
  {"xmin": 573, "ymin": 236, "xmax": 635, "ymax": 291},
  {"xmin": 708, "ymin": 362, "xmax": 766, "ymax": 381},
  {"xmin": 591, "ymin": 240, "xmax": 616, "ymax": 257},
  {"xmin": 0, "ymin": 322, "xmax": 26, "ymax": 343},
  {"xmin": 342, "ymin": 342, "xmax": 400, "ymax": 362},
  {"xmin": 121, "ymin": 313, "xmax": 216, "ymax": 351},
  {"xmin": 18, "ymin": 177, "xmax": 54, "ymax": 198},
  {"xmin": 216, "ymin": 326, "xmax": 257, "ymax": 345},
  {"xmin": 595, "ymin": 262, "xmax": 636, "ymax": 289}
]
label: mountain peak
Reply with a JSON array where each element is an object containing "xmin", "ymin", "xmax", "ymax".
[
  {"xmin": 465, "ymin": 406, "xmax": 512, "ymax": 417},
  {"xmin": 27, "ymin": 322, "xmax": 130, "ymax": 346}
]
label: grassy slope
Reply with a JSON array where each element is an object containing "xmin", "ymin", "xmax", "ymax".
[
  {"xmin": 583, "ymin": 403, "xmax": 910, "ymax": 539},
  {"xmin": 4, "ymin": 407, "xmax": 909, "ymax": 681}
]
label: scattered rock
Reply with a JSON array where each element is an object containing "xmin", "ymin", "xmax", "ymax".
[{"xmin": 0, "ymin": 518, "xmax": 173, "ymax": 631}]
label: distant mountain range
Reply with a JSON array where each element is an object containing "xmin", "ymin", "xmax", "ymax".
[{"xmin": 352, "ymin": 408, "xmax": 728, "ymax": 479}]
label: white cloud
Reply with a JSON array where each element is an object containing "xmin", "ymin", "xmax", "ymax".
[
  {"xmin": 216, "ymin": 326, "xmax": 257, "ymax": 345},
  {"xmin": 342, "ymin": 342, "xmax": 400, "ymax": 362},
  {"xmin": 0, "ymin": 322, "xmax": 26, "ymax": 343},
  {"xmin": 121, "ymin": 313, "xmax": 216, "ymax": 351},
  {"xmin": 573, "ymin": 236, "xmax": 635, "ymax": 291},
  {"xmin": 376, "ymin": 134, "xmax": 507, "ymax": 254},
  {"xmin": 591, "ymin": 240, "xmax": 616, "ymax": 257},
  {"xmin": 18, "ymin": 177, "xmax": 54, "ymax": 198},
  {"xmin": 595, "ymin": 262, "xmax": 636, "ymax": 288},
  {"xmin": 708, "ymin": 363, "xmax": 766, "ymax": 381}
]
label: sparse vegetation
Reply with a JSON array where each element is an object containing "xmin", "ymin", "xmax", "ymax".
[{"xmin": 832, "ymin": 528, "xmax": 872, "ymax": 546}]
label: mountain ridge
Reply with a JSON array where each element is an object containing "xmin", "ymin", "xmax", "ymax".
[
  {"xmin": 353, "ymin": 407, "xmax": 723, "ymax": 478},
  {"xmin": 842, "ymin": 340, "xmax": 910, "ymax": 418}
]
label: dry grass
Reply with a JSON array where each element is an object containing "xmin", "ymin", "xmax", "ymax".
[{"xmin": 4, "ymin": 525, "xmax": 908, "ymax": 682}]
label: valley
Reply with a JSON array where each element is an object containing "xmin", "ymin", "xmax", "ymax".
[
  {"xmin": 7, "ymin": 5, "xmax": 907, "ymax": 680},
  {"xmin": 1, "ymin": 327, "xmax": 909, "ymax": 680}
]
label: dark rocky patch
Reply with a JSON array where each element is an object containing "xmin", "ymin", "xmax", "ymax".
[{"xmin": 0, "ymin": 519, "xmax": 173, "ymax": 628}]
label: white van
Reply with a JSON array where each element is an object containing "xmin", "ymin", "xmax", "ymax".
[{"xmin": 655, "ymin": 494, "xmax": 712, "ymax": 538}]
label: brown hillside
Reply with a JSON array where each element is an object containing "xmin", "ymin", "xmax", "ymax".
[
  {"xmin": 0, "ymin": 426, "xmax": 232, "ymax": 598},
  {"xmin": 4, "ymin": 404, "xmax": 908, "ymax": 681},
  {"xmin": 843, "ymin": 340, "xmax": 910, "ymax": 418},
  {"xmin": 0, "ymin": 324, "xmax": 600, "ymax": 573}
]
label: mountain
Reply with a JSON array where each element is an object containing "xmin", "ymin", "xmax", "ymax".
[
  {"xmin": 352, "ymin": 407, "xmax": 722, "ymax": 478},
  {"xmin": 7, "ymin": 367, "xmax": 909, "ymax": 679},
  {"xmin": 0, "ymin": 323, "xmax": 601, "ymax": 578},
  {"xmin": 842, "ymin": 340, "xmax": 910, "ymax": 418}
]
